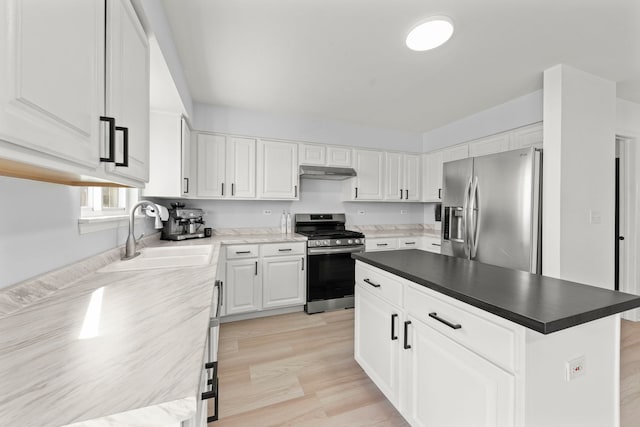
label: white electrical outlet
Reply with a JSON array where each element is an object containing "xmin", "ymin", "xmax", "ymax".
[
  {"xmin": 358, "ymin": 210, "xmax": 365, "ymax": 215},
  {"xmin": 263, "ymin": 209, "xmax": 272, "ymax": 215},
  {"xmin": 566, "ymin": 356, "xmax": 586, "ymax": 381},
  {"xmin": 589, "ymin": 209, "xmax": 601, "ymax": 224},
  {"xmin": 400, "ymin": 209, "xmax": 408, "ymax": 215}
]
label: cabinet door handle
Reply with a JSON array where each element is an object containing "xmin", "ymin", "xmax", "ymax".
[
  {"xmin": 363, "ymin": 278, "xmax": 381, "ymax": 288},
  {"xmin": 114, "ymin": 126, "xmax": 129, "ymax": 167},
  {"xmin": 255, "ymin": 261, "xmax": 258, "ymax": 275},
  {"xmin": 429, "ymin": 312, "xmax": 462, "ymax": 330},
  {"xmin": 405, "ymin": 189, "xmax": 409, "ymax": 200},
  {"xmin": 403, "ymin": 320, "xmax": 412, "ymax": 349},
  {"xmin": 355, "ymin": 187, "xmax": 358, "ymax": 199},
  {"xmin": 278, "ymin": 248, "xmax": 292, "ymax": 252},
  {"xmin": 405, "ymin": 242, "xmax": 416, "ymax": 245},
  {"xmin": 301, "ymin": 257, "xmax": 304, "ymax": 271},
  {"xmin": 183, "ymin": 177, "xmax": 189, "ymax": 193},
  {"xmin": 99, "ymin": 116, "xmax": 116, "ymax": 162},
  {"xmin": 391, "ymin": 313, "xmax": 398, "ymax": 340},
  {"xmin": 221, "ymin": 182, "xmax": 224, "ymax": 196},
  {"xmin": 235, "ymin": 250, "xmax": 251, "ymax": 254},
  {"xmin": 377, "ymin": 243, "xmax": 388, "ymax": 247},
  {"xmin": 438, "ymin": 188, "xmax": 442, "ymax": 199},
  {"xmin": 295, "ymin": 185, "xmax": 298, "ymax": 197},
  {"xmin": 432, "ymin": 243, "xmax": 441, "ymax": 246},
  {"xmin": 400, "ymin": 189, "xmax": 403, "ymax": 199},
  {"xmin": 232, "ymin": 183, "xmax": 235, "ymax": 196}
]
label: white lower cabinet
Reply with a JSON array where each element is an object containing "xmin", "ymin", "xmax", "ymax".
[
  {"xmin": 402, "ymin": 315, "xmax": 515, "ymax": 427},
  {"xmin": 365, "ymin": 236, "xmax": 441, "ymax": 253},
  {"xmin": 224, "ymin": 242, "xmax": 306, "ymax": 317},
  {"xmin": 225, "ymin": 258, "xmax": 261, "ymax": 315},
  {"xmin": 262, "ymin": 255, "xmax": 305, "ymax": 309}
]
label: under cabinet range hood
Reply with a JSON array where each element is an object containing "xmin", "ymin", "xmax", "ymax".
[{"xmin": 299, "ymin": 165, "xmax": 357, "ymax": 180}]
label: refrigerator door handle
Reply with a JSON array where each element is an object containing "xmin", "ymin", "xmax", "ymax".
[
  {"xmin": 469, "ymin": 176, "xmax": 480, "ymax": 258},
  {"xmin": 462, "ymin": 176, "xmax": 472, "ymax": 258}
]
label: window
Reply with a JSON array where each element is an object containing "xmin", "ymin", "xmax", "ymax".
[{"xmin": 78, "ymin": 187, "xmax": 139, "ymax": 234}]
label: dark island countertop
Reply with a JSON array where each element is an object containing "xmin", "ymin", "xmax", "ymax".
[{"xmin": 353, "ymin": 250, "xmax": 640, "ymax": 334}]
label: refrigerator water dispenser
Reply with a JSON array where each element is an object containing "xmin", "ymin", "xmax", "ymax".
[{"xmin": 443, "ymin": 206, "xmax": 465, "ymax": 242}]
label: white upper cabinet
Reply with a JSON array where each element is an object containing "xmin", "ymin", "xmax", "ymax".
[
  {"xmin": 0, "ymin": 0, "xmax": 150, "ymax": 187},
  {"xmin": 102, "ymin": 0, "xmax": 149, "ymax": 184},
  {"xmin": 197, "ymin": 133, "xmax": 256, "ymax": 198},
  {"xmin": 0, "ymin": 0, "xmax": 103, "ymax": 169},
  {"xmin": 403, "ymin": 153, "xmax": 421, "ymax": 201},
  {"xmin": 384, "ymin": 152, "xmax": 403, "ymax": 201},
  {"xmin": 299, "ymin": 143, "xmax": 352, "ymax": 167},
  {"xmin": 510, "ymin": 122, "xmax": 543, "ymax": 150},
  {"xmin": 257, "ymin": 139, "xmax": 298, "ymax": 199},
  {"xmin": 349, "ymin": 149, "xmax": 385, "ymax": 200},
  {"xmin": 422, "ymin": 151, "xmax": 443, "ymax": 202},
  {"xmin": 181, "ymin": 117, "xmax": 192, "ymax": 195},
  {"xmin": 299, "ymin": 143, "xmax": 325, "ymax": 165},
  {"xmin": 326, "ymin": 146, "xmax": 352, "ymax": 167},
  {"xmin": 469, "ymin": 133, "xmax": 511, "ymax": 157}
]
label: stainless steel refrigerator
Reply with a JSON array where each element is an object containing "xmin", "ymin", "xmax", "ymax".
[{"xmin": 440, "ymin": 147, "xmax": 542, "ymax": 274}]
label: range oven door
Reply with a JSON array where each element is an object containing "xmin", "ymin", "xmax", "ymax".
[{"xmin": 307, "ymin": 246, "xmax": 363, "ymax": 301}]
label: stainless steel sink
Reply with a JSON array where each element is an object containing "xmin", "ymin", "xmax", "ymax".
[{"xmin": 98, "ymin": 245, "xmax": 213, "ymax": 272}]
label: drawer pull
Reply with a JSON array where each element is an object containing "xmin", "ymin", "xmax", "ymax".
[
  {"xmin": 391, "ymin": 313, "xmax": 398, "ymax": 340},
  {"xmin": 235, "ymin": 250, "xmax": 251, "ymax": 254},
  {"xmin": 429, "ymin": 312, "xmax": 462, "ymax": 330},
  {"xmin": 377, "ymin": 243, "xmax": 388, "ymax": 247},
  {"xmin": 405, "ymin": 242, "xmax": 416, "ymax": 245},
  {"xmin": 404, "ymin": 320, "xmax": 412, "ymax": 349},
  {"xmin": 278, "ymin": 248, "xmax": 292, "ymax": 252},
  {"xmin": 363, "ymin": 278, "xmax": 381, "ymax": 288}
]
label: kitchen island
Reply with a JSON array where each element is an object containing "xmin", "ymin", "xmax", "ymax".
[{"xmin": 353, "ymin": 249, "xmax": 640, "ymax": 427}]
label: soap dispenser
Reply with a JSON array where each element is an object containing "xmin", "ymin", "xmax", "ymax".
[{"xmin": 281, "ymin": 210, "xmax": 287, "ymax": 234}]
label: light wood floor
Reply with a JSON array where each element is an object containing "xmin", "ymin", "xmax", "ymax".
[{"xmin": 212, "ymin": 311, "xmax": 640, "ymax": 426}]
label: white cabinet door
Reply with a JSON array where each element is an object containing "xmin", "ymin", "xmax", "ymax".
[
  {"xmin": 402, "ymin": 316, "xmax": 515, "ymax": 427},
  {"xmin": 353, "ymin": 149, "xmax": 384, "ymax": 200},
  {"xmin": 144, "ymin": 111, "xmax": 181, "ymax": 197},
  {"xmin": 422, "ymin": 151, "xmax": 443, "ymax": 201},
  {"xmin": 257, "ymin": 140, "xmax": 298, "ymax": 199},
  {"xmin": 384, "ymin": 152, "xmax": 403, "ymax": 201},
  {"xmin": 197, "ymin": 133, "xmax": 226, "ymax": 197},
  {"xmin": 181, "ymin": 117, "xmax": 192, "ymax": 196},
  {"xmin": 510, "ymin": 122, "xmax": 543, "ymax": 150},
  {"xmin": 262, "ymin": 255, "xmax": 305, "ymax": 309},
  {"xmin": 354, "ymin": 286, "xmax": 402, "ymax": 407},
  {"xmin": 403, "ymin": 154, "xmax": 421, "ymax": 201},
  {"xmin": 226, "ymin": 259, "xmax": 261, "ymax": 315},
  {"xmin": 326, "ymin": 146, "xmax": 352, "ymax": 167},
  {"xmin": 104, "ymin": 0, "xmax": 149, "ymax": 183},
  {"xmin": 0, "ymin": 0, "xmax": 103, "ymax": 168},
  {"xmin": 469, "ymin": 133, "xmax": 510, "ymax": 157},
  {"xmin": 299, "ymin": 143, "xmax": 325, "ymax": 165},
  {"xmin": 227, "ymin": 136, "xmax": 256, "ymax": 198}
]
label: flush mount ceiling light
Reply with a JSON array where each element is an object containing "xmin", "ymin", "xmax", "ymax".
[{"xmin": 406, "ymin": 16, "xmax": 454, "ymax": 51}]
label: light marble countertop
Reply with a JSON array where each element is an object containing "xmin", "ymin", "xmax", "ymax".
[
  {"xmin": 0, "ymin": 231, "xmax": 307, "ymax": 427},
  {"xmin": 349, "ymin": 224, "xmax": 441, "ymax": 239}
]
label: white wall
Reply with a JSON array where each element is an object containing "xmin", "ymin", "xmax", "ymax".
[
  {"xmin": 0, "ymin": 177, "xmax": 156, "ymax": 289},
  {"xmin": 150, "ymin": 179, "xmax": 424, "ymax": 229},
  {"xmin": 542, "ymin": 65, "xmax": 616, "ymax": 289},
  {"xmin": 194, "ymin": 103, "xmax": 424, "ymax": 152},
  {"xmin": 422, "ymin": 90, "xmax": 543, "ymax": 152},
  {"xmin": 617, "ymin": 98, "xmax": 640, "ymax": 137}
]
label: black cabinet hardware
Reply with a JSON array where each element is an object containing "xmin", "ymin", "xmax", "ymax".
[
  {"xmin": 404, "ymin": 321, "xmax": 412, "ymax": 349},
  {"xmin": 295, "ymin": 185, "xmax": 298, "ymax": 197},
  {"xmin": 438, "ymin": 188, "xmax": 442, "ymax": 199},
  {"xmin": 114, "ymin": 126, "xmax": 128, "ymax": 167},
  {"xmin": 619, "ymin": 236, "xmax": 625, "ymax": 241},
  {"xmin": 429, "ymin": 312, "xmax": 462, "ymax": 330},
  {"xmin": 278, "ymin": 248, "xmax": 292, "ymax": 252},
  {"xmin": 255, "ymin": 261, "xmax": 258, "ymax": 275},
  {"xmin": 432, "ymin": 243, "xmax": 441, "ymax": 246},
  {"xmin": 363, "ymin": 278, "xmax": 381, "ymax": 288},
  {"xmin": 235, "ymin": 250, "xmax": 251, "ymax": 254},
  {"xmin": 221, "ymin": 182, "xmax": 224, "ymax": 196},
  {"xmin": 391, "ymin": 313, "xmax": 398, "ymax": 340},
  {"xmin": 201, "ymin": 361, "xmax": 219, "ymax": 422},
  {"xmin": 400, "ymin": 189, "xmax": 403, "ymax": 199},
  {"xmin": 301, "ymin": 257, "xmax": 304, "ymax": 271},
  {"xmin": 377, "ymin": 243, "xmax": 388, "ymax": 247},
  {"xmin": 99, "ymin": 116, "xmax": 116, "ymax": 162},
  {"xmin": 405, "ymin": 189, "xmax": 408, "ymax": 199},
  {"xmin": 183, "ymin": 177, "xmax": 189, "ymax": 193},
  {"xmin": 232, "ymin": 183, "xmax": 235, "ymax": 196},
  {"xmin": 405, "ymin": 242, "xmax": 416, "ymax": 245},
  {"xmin": 355, "ymin": 187, "xmax": 358, "ymax": 198}
]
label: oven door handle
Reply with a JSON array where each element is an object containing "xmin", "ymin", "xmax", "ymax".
[{"xmin": 307, "ymin": 246, "xmax": 364, "ymax": 255}]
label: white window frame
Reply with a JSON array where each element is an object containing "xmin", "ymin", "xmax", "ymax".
[{"xmin": 78, "ymin": 187, "xmax": 141, "ymax": 234}]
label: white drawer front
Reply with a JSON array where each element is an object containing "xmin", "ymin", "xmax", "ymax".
[
  {"xmin": 261, "ymin": 242, "xmax": 305, "ymax": 257},
  {"xmin": 226, "ymin": 244, "xmax": 260, "ymax": 259},
  {"xmin": 423, "ymin": 236, "xmax": 441, "ymax": 253},
  {"xmin": 365, "ymin": 238, "xmax": 398, "ymax": 252},
  {"xmin": 355, "ymin": 263, "xmax": 402, "ymax": 307},
  {"xmin": 405, "ymin": 282, "xmax": 518, "ymax": 372},
  {"xmin": 398, "ymin": 236, "xmax": 423, "ymax": 249}
]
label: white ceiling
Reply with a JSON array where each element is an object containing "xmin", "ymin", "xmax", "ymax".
[{"xmin": 160, "ymin": 0, "xmax": 640, "ymax": 133}]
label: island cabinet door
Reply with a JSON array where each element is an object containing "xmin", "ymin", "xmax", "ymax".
[
  {"xmin": 354, "ymin": 285, "xmax": 402, "ymax": 407},
  {"xmin": 401, "ymin": 316, "xmax": 515, "ymax": 427}
]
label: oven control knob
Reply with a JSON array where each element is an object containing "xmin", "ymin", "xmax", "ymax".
[
  {"xmin": 323, "ymin": 240, "xmax": 329, "ymax": 246},
  {"xmin": 348, "ymin": 239, "xmax": 353, "ymax": 244},
  {"xmin": 336, "ymin": 240, "xmax": 341, "ymax": 245},
  {"xmin": 355, "ymin": 239, "xmax": 360, "ymax": 244}
]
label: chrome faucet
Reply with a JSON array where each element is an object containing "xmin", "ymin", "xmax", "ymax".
[{"xmin": 123, "ymin": 200, "xmax": 164, "ymax": 260}]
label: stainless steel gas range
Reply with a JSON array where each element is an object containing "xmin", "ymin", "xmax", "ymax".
[{"xmin": 295, "ymin": 213, "xmax": 365, "ymax": 314}]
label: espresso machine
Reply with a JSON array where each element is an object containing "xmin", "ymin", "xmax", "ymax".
[{"xmin": 161, "ymin": 203, "xmax": 207, "ymax": 241}]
